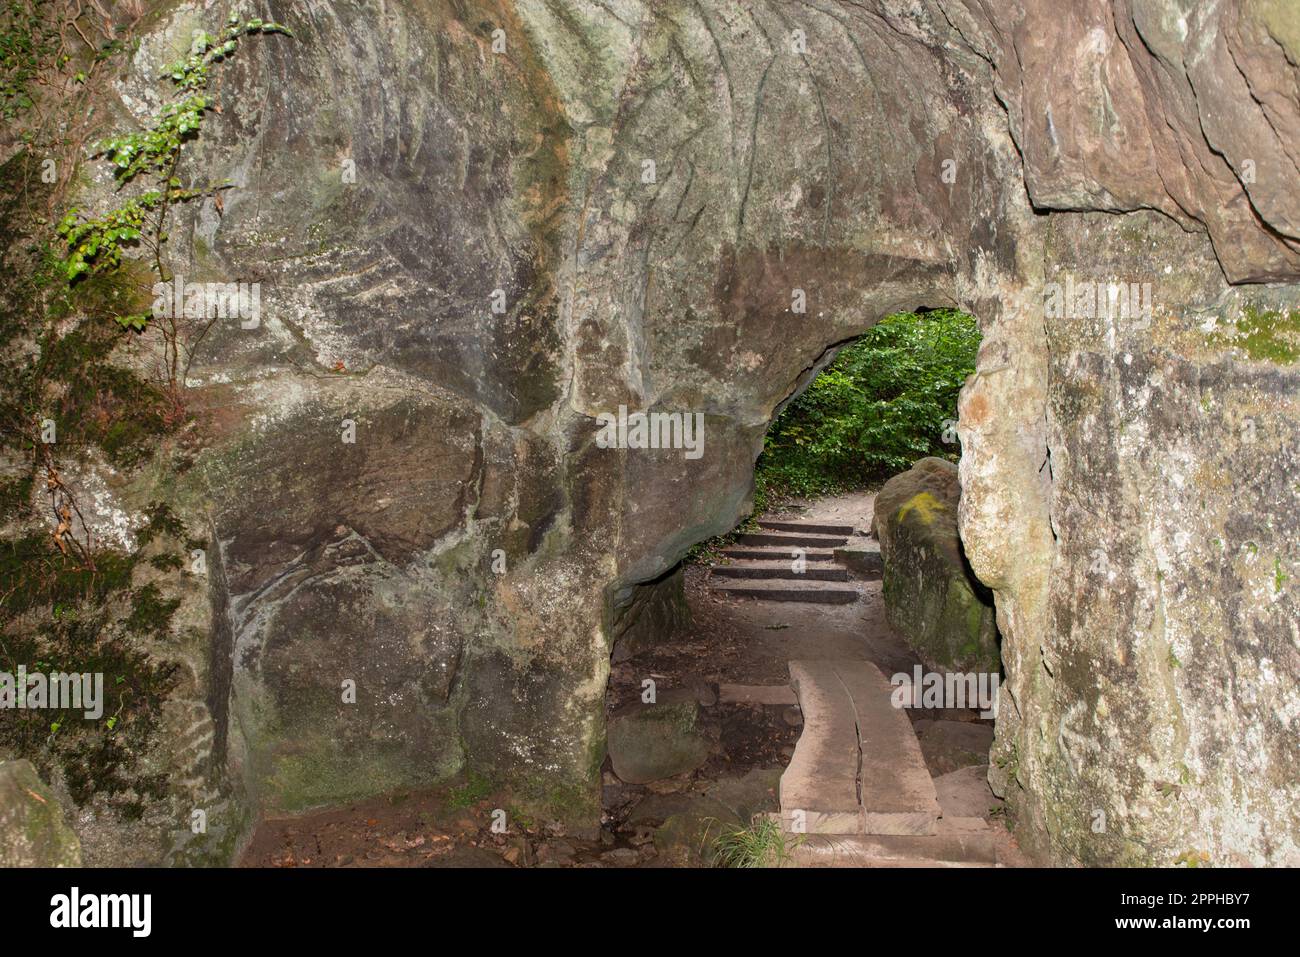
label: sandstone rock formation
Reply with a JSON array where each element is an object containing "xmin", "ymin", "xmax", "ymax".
[
  {"xmin": 33, "ymin": 0, "xmax": 1299, "ymax": 866},
  {"xmin": 915, "ymin": 720, "xmax": 997, "ymax": 777},
  {"xmin": 874, "ymin": 458, "xmax": 998, "ymax": 674}
]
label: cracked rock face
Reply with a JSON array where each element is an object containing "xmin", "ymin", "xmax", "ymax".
[
  {"xmin": 953, "ymin": 0, "xmax": 1300, "ymax": 283},
  {"xmin": 95, "ymin": 0, "xmax": 1299, "ymax": 863}
]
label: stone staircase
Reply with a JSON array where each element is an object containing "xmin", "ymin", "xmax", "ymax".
[
  {"xmin": 774, "ymin": 659, "xmax": 998, "ymax": 867},
  {"xmin": 710, "ymin": 520, "xmax": 879, "ymax": 604}
]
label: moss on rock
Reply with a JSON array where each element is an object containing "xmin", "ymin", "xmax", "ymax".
[
  {"xmin": 0, "ymin": 759, "xmax": 82, "ymax": 866},
  {"xmin": 874, "ymin": 458, "xmax": 999, "ymax": 674}
]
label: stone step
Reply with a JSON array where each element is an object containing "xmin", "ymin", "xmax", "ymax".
[
  {"xmin": 757, "ymin": 520, "xmax": 858, "ymax": 536},
  {"xmin": 716, "ymin": 581, "xmax": 860, "ymax": 604},
  {"xmin": 720, "ymin": 548, "xmax": 837, "ymax": 562},
  {"xmin": 736, "ymin": 532, "xmax": 850, "ymax": 548},
  {"xmin": 781, "ymin": 660, "xmax": 941, "ymax": 837},
  {"xmin": 711, "ymin": 564, "xmax": 848, "ymax": 582},
  {"xmin": 786, "ymin": 825, "xmax": 997, "ymax": 867},
  {"xmin": 833, "ymin": 543, "xmax": 883, "ymax": 576}
]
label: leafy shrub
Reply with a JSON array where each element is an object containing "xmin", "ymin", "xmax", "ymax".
[{"xmin": 757, "ymin": 308, "xmax": 980, "ymax": 497}]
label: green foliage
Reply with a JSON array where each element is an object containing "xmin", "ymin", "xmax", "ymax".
[
  {"xmin": 758, "ymin": 308, "xmax": 980, "ymax": 497},
  {"xmin": 0, "ymin": 0, "xmax": 53, "ymax": 120},
  {"xmin": 685, "ymin": 309, "xmax": 978, "ymax": 565},
  {"xmin": 709, "ymin": 817, "xmax": 801, "ymax": 868},
  {"xmin": 0, "ymin": 11, "xmax": 293, "ymax": 818},
  {"xmin": 57, "ymin": 12, "xmax": 292, "ymax": 326},
  {"xmin": 57, "ymin": 191, "xmax": 164, "ymax": 285}
]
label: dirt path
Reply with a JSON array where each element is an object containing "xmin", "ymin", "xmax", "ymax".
[{"xmin": 618, "ymin": 491, "xmax": 913, "ymax": 691}]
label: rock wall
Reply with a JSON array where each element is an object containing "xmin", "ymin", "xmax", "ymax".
[
  {"xmin": 64, "ymin": 0, "xmax": 1298, "ymax": 864},
  {"xmin": 968, "ymin": 208, "xmax": 1300, "ymax": 866}
]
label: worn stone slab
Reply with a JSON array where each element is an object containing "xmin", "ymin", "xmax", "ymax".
[
  {"xmin": 781, "ymin": 661, "xmax": 863, "ymax": 834},
  {"xmin": 757, "ymin": 520, "xmax": 857, "ymax": 536},
  {"xmin": 737, "ymin": 532, "xmax": 850, "ymax": 548},
  {"xmin": 711, "ymin": 563, "xmax": 848, "ymax": 582},
  {"xmin": 788, "ymin": 828, "xmax": 997, "ymax": 868},
  {"xmin": 915, "ymin": 720, "xmax": 996, "ymax": 776},
  {"xmin": 834, "ymin": 544, "xmax": 883, "ymax": 576},
  {"xmin": 718, "ymin": 581, "xmax": 859, "ymax": 604},
  {"xmin": 720, "ymin": 548, "xmax": 837, "ymax": 562},
  {"xmin": 830, "ymin": 660, "xmax": 941, "ymax": 836},
  {"xmin": 934, "ymin": 764, "xmax": 1000, "ymax": 833}
]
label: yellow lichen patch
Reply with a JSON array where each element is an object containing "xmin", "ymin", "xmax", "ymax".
[
  {"xmin": 897, "ymin": 491, "xmax": 947, "ymax": 527},
  {"xmin": 1251, "ymin": 0, "xmax": 1300, "ymax": 62}
]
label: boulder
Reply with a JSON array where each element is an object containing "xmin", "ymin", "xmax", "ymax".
[
  {"xmin": 914, "ymin": 720, "xmax": 997, "ymax": 776},
  {"xmin": 873, "ymin": 459, "xmax": 999, "ymax": 673},
  {"xmin": 0, "ymin": 760, "xmax": 82, "ymax": 867},
  {"xmin": 606, "ymin": 696, "xmax": 713, "ymax": 784},
  {"xmin": 933, "ymin": 765, "xmax": 1001, "ymax": 821},
  {"xmin": 626, "ymin": 792, "xmax": 740, "ymax": 866},
  {"xmin": 703, "ymin": 768, "xmax": 784, "ymax": 823}
]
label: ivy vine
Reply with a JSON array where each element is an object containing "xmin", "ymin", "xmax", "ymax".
[{"xmin": 57, "ymin": 13, "xmax": 292, "ymax": 331}]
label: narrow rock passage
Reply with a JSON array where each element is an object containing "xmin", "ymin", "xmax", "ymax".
[
  {"xmin": 239, "ymin": 495, "xmax": 1023, "ymax": 867},
  {"xmin": 698, "ymin": 492, "xmax": 1027, "ymax": 866}
]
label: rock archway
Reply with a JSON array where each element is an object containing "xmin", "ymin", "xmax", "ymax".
[{"xmin": 74, "ymin": 0, "xmax": 1298, "ymax": 866}]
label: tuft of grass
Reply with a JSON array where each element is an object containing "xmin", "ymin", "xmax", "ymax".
[{"xmin": 709, "ymin": 817, "xmax": 802, "ymax": 868}]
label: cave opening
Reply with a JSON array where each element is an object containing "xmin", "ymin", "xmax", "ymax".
[{"xmin": 600, "ymin": 308, "xmax": 1010, "ymax": 865}]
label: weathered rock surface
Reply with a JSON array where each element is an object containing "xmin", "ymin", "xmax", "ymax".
[
  {"xmin": 934, "ymin": 765, "xmax": 1001, "ymax": 822},
  {"xmin": 606, "ymin": 696, "xmax": 713, "ymax": 784},
  {"xmin": 629, "ymin": 792, "xmax": 739, "ymax": 866},
  {"xmin": 0, "ymin": 760, "xmax": 82, "ymax": 867},
  {"xmin": 36, "ymin": 0, "xmax": 1298, "ymax": 866},
  {"xmin": 966, "ymin": 209, "xmax": 1300, "ymax": 867},
  {"xmin": 976, "ymin": 0, "xmax": 1300, "ymax": 283},
  {"xmin": 874, "ymin": 459, "xmax": 999, "ymax": 673},
  {"xmin": 915, "ymin": 720, "xmax": 997, "ymax": 776},
  {"xmin": 704, "ymin": 768, "xmax": 783, "ymax": 823}
]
